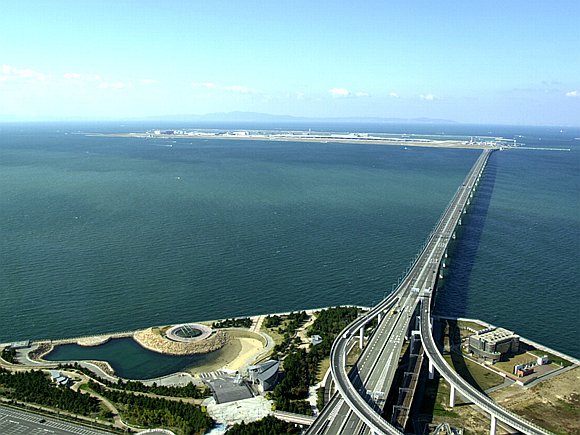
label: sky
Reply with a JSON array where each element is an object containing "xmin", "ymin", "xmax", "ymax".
[{"xmin": 1, "ymin": 0, "xmax": 579, "ymax": 125}]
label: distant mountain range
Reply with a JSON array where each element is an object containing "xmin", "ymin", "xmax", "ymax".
[
  {"xmin": 0, "ymin": 112, "xmax": 456, "ymax": 124},
  {"xmin": 141, "ymin": 111, "xmax": 457, "ymax": 124}
]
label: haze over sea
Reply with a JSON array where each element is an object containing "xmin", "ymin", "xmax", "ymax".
[{"xmin": 1, "ymin": 122, "xmax": 578, "ymax": 358}]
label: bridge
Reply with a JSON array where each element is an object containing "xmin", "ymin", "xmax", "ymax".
[{"xmin": 307, "ymin": 149, "xmax": 551, "ymax": 435}]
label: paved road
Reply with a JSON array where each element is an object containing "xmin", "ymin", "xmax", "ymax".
[
  {"xmin": 308, "ymin": 149, "xmax": 495, "ymax": 435},
  {"xmin": 419, "ymin": 297, "xmax": 551, "ymax": 435},
  {"xmin": 309, "ymin": 297, "xmax": 402, "ymax": 435},
  {"xmin": 0, "ymin": 405, "xmax": 112, "ymax": 435}
]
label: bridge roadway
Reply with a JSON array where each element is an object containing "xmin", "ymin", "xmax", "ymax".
[
  {"xmin": 308, "ymin": 149, "xmax": 502, "ymax": 435},
  {"xmin": 419, "ymin": 293, "xmax": 552, "ymax": 435}
]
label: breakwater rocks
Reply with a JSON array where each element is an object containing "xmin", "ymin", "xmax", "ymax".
[
  {"xmin": 133, "ymin": 328, "xmax": 227, "ymax": 355},
  {"xmin": 76, "ymin": 335, "xmax": 112, "ymax": 347}
]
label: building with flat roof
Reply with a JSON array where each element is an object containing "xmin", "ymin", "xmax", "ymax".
[{"xmin": 468, "ymin": 327, "xmax": 520, "ymax": 363}]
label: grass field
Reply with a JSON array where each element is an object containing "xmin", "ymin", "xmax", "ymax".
[
  {"xmin": 260, "ymin": 325, "xmax": 285, "ymax": 346},
  {"xmin": 444, "ymin": 354, "xmax": 504, "ymax": 391},
  {"xmin": 529, "ymin": 350, "xmax": 573, "ymax": 367},
  {"xmin": 491, "ymin": 367, "xmax": 580, "ymax": 435},
  {"xmin": 346, "ymin": 344, "xmax": 362, "ymax": 367},
  {"xmin": 316, "ymin": 357, "xmax": 330, "ymax": 384},
  {"xmin": 494, "ymin": 352, "xmax": 537, "ymax": 373}
]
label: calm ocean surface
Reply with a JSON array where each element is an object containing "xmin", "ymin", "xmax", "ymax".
[{"xmin": 1, "ymin": 122, "xmax": 578, "ymax": 358}]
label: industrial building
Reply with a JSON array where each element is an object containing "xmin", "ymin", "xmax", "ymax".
[{"xmin": 468, "ymin": 327, "xmax": 520, "ymax": 363}]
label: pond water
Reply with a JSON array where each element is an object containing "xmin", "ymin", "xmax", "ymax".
[{"xmin": 44, "ymin": 337, "xmax": 222, "ymax": 379}]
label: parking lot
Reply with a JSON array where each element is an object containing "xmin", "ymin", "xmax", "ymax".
[{"xmin": 0, "ymin": 405, "xmax": 113, "ymax": 435}]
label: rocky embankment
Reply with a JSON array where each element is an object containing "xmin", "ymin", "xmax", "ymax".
[
  {"xmin": 77, "ymin": 335, "xmax": 111, "ymax": 346},
  {"xmin": 134, "ymin": 328, "xmax": 227, "ymax": 355}
]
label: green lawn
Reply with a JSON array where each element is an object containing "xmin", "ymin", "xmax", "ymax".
[
  {"xmin": 529, "ymin": 350, "xmax": 573, "ymax": 367},
  {"xmin": 260, "ymin": 325, "xmax": 285, "ymax": 346},
  {"xmin": 445, "ymin": 354, "xmax": 504, "ymax": 391},
  {"xmin": 494, "ymin": 352, "xmax": 537, "ymax": 373},
  {"xmin": 316, "ymin": 357, "xmax": 330, "ymax": 384}
]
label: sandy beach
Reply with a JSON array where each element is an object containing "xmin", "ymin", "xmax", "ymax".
[{"xmin": 185, "ymin": 332, "xmax": 266, "ymax": 375}]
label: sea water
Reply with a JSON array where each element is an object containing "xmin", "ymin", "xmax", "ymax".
[{"xmin": 1, "ymin": 122, "xmax": 578, "ymax": 358}]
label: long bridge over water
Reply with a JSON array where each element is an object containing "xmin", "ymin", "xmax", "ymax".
[{"xmin": 307, "ymin": 149, "xmax": 552, "ymax": 435}]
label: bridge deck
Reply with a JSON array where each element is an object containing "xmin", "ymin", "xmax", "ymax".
[{"xmin": 308, "ymin": 149, "xmax": 498, "ymax": 435}]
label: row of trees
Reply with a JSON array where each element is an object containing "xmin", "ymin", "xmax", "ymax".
[
  {"xmin": 226, "ymin": 415, "xmax": 299, "ymax": 434},
  {"xmin": 89, "ymin": 380, "xmax": 212, "ymax": 435},
  {"xmin": 58, "ymin": 363, "xmax": 209, "ymax": 398},
  {"xmin": 0, "ymin": 368, "xmax": 100, "ymax": 416},
  {"xmin": 271, "ymin": 307, "xmax": 361, "ymax": 414},
  {"xmin": 308, "ymin": 306, "xmax": 360, "ymax": 348},
  {"xmin": 271, "ymin": 349, "xmax": 313, "ymax": 415},
  {"xmin": 212, "ymin": 317, "xmax": 252, "ymax": 328},
  {"xmin": 263, "ymin": 315, "xmax": 282, "ymax": 328},
  {"xmin": 1, "ymin": 347, "xmax": 16, "ymax": 363},
  {"xmin": 270, "ymin": 311, "xmax": 309, "ymax": 357},
  {"xmin": 307, "ymin": 306, "xmax": 360, "ymax": 384}
]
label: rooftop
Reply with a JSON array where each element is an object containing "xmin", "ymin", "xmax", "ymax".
[{"xmin": 474, "ymin": 327, "xmax": 519, "ymax": 343}]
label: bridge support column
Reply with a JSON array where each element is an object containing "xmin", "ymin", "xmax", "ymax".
[
  {"xmin": 428, "ymin": 359, "xmax": 435, "ymax": 379},
  {"xmin": 490, "ymin": 414, "xmax": 497, "ymax": 435},
  {"xmin": 359, "ymin": 326, "xmax": 365, "ymax": 349},
  {"xmin": 378, "ymin": 312, "xmax": 382, "ymax": 324},
  {"xmin": 449, "ymin": 384, "xmax": 456, "ymax": 408}
]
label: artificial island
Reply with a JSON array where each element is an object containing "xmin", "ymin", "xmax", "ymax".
[
  {"xmin": 96, "ymin": 128, "xmax": 520, "ymax": 150},
  {"xmin": 1, "ymin": 137, "xmax": 578, "ymax": 435}
]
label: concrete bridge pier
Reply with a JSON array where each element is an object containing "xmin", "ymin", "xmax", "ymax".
[
  {"xmin": 359, "ymin": 326, "xmax": 365, "ymax": 349},
  {"xmin": 428, "ymin": 359, "xmax": 435, "ymax": 379},
  {"xmin": 378, "ymin": 312, "xmax": 382, "ymax": 324},
  {"xmin": 490, "ymin": 414, "xmax": 497, "ymax": 435},
  {"xmin": 449, "ymin": 384, "xmax": 456, "ymax": 407}
]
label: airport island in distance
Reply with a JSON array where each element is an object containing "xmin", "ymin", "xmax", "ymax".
[{"xmin": 96, "ymin": 128, "xmax": 519, "ymax": 150}]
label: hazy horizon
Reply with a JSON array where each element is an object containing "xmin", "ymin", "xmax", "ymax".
[
  {"xmin": 1, "ymin": 111, "xmax": 580, "ymax": 129},
  {"xmin": 1, "ymin": 1, "xmax": 579, "ymax": 126}
]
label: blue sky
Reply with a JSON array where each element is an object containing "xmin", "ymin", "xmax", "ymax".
[{"xmin": 1, "ymin": 0, "xmax": 579, "ymax": 125}]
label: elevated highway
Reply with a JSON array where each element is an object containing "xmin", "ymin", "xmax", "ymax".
[
  {"xmin": 309, "ymin": 149, "xmax": 492, "ymax": 434},
  {"xmin": 419, "ymin": 293, "xmax": 551, "ymax": 435},
  {"xmin": 308, "ymin": 148, "xmax": 551, "ymax": 435}
]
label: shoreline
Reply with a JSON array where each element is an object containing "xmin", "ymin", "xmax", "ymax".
[
  {"xmin": 1, "ymin": 305, "xmax": 370, "ymax": 349},
  {"xmin": 2, "ymin": 307, "xmax": 577, "ymax": 384},
  {"xmin": 435, "ymin": 315, "xmax": 580, "ymax": 366}
]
